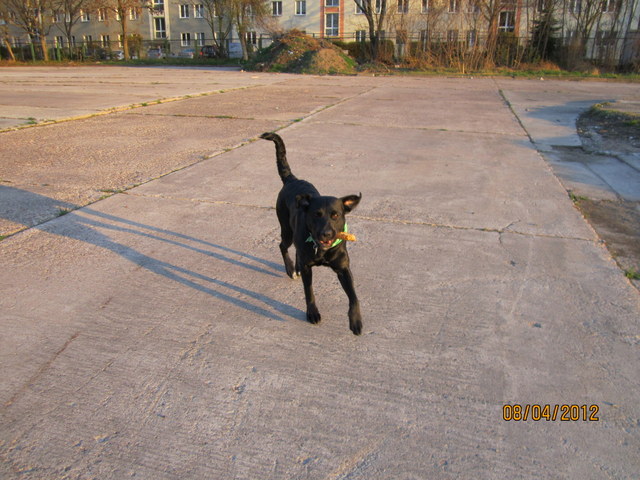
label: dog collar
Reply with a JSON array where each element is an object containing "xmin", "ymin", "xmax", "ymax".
[{"xmin": 306, "ymin": 223, "xmax": 348, "ymax": 249}]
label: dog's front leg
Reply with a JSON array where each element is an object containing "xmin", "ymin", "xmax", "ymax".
[
  {"xmin": 301, "ymin": 266, "xmax": 321, "ymax": 324},
  {"xmin": 280, "ymin": 243, "xmax": 296, "ymax": 279},
  {"xmin": 336, "ymin": 268, "xmax": 362, "ymax": 335}
]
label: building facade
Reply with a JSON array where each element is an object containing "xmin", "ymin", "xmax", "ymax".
[{"xmin": 1, "ymin": 0, "xmax": 639, "ymax": 65}]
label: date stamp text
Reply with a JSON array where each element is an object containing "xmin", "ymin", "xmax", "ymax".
[{"xmin": 503, "ymin": 404, "xmax": 600, "ymax": 422}]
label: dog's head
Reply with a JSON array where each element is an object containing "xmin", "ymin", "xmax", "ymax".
[{"xmin": 297, "ymin": 193, "xmax": 361, "ymax": 251}]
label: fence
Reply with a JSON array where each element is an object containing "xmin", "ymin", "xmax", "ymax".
[
  {"xmin": 3, "ymin": 30, "xmax": 639, "ymax": 71},
  {"xmin": 0, "ymin": 36, "xmax": 270, "ymax": 62}
]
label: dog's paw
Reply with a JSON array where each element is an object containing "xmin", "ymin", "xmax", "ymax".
[
  {"xmin": 349, "ymin": 306, "xmax": 362, "ymax": 335},
  {"xmin": 286, "ymin": 269, "xmax": 299, "ymax": 280},
  {"xmin": 350, "ymin": 318, "xmax": 363, "ymax": 335},
  {"xmin": 307, "ymin": 304, "xmax": 321, "ymax": 324},
  {"xmin": 284, "ymin": 260, "xmax": 297, "ymax": 279}
]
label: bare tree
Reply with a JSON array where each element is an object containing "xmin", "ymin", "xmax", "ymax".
[
  {"xmin": 565, "ymin": 0, "xmax": 606, "ymax": 55},
  {"xmin": 474, "ymin": 0, "xmax": 503, "ymax": 67},
  {"xmin": 595, "ymin": 0, "xmax": 632, "ymax": 66},
  {"xmin": 51, "ymin": 0, "xmax": 92, "ymax": 57},
  {"xmin": 201, "ymin": 0, "xmax": 233, "ymax": 57},
  {"xmin": 352, "ymin": 0, "xmax": 389, "ymax": 60},
  {"xmin": 414, "ymin": 0, "xmax": 449, "ymax": 63},
  {"xmin": 1, "ymin": 0, "xmax": 55, "ymax": 60},
  {"xmin": 618, "ymin": 0, "xmax": 638, "ymax": 65},
  {"xmin": 95, "ymin": 0, "xmax": 148, "ymax": 59},
  {"xmin": 0, "ymin": 16, "xmax": 16, "ymax": 60},
  {"xmin": 231, "ymin": 0, "xmax": 268, "ymax": 61},
  {"xmin": 528, "ymin": 0, "xmax": 562, "ymax": 61}
]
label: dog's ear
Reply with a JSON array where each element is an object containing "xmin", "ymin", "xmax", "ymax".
[
  {"xmin": 296, "ymin": 194, "xmax": 312, "ymax": 211},
  {"xmin": 341, "ymin": 193, "xmax": 362, "ymax": 213}
]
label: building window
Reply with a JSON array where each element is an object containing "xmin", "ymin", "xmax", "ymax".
[
  {"xmin": 194, "ymin": 4, "xmax": 204, "ymax": 17},
  {"xmin": 325, "ymin": 13, "xmax": 339, "ymax": 36},
  {"xmin": 355, "ymin": 30, "xmax": 366, "ymax": 41},
  {"xmin": 596, "ymin": 29, "xmax": 617, "ymax": 46},
  {"xmin": 447, "ymin": 29, "xmax": 458, "ymax": 42},
  {"xmin": 448, "ymin": 0, "xmax": 459, "ymax": 12},
  {"xmin": 129, "ymin": 8, "xmax": 139, "ymax": 20},
  {"xmin": 421, "ymin": 0, "xmax": 428, "ymax": 12},
  {"xmin": 498, "ymin": 11, "xmax": 515, "ymax": 32},
  {"xmin": 55, "ymin": 36, "xmax": 64, "ymax": 47},
  {"xmin": 467, "ymin": 0, "xmax": 480, "ymax": 13},
  {"xmin": 396, "ymin": 29, "xmax": 407, "ymax": 57},
  {"xmin": 569, "ymin": 0, "xmax": 581, "ymax": 14},
  {"xmin": 80, "ymin": 10, "xmax": 90, "ymax": 22},
  {"xmin": 420, "ymin": 29, "xmax": 429, "ymax": 48},
  {"xmin": 357, "ymin": 0, "xmax": 383, "ymax": 13},
  {"xmin": 101, "ymin": 35, "xmax": 110, "ymax": 47},
  {"xmin": 326, "ymin": 0, "xmax": 339, "ymax": 6},
  {"xmin": 154, "ymin": 17, "xmax": 166, "ymax": 38},
  {"xmin": 153, "ymin": 0, "xmax": 165, "ymax": 14},
  {"xmin": 296, "ymin": 0, "xmax": 306, "ymax": 15},
  {"xmin": 83, "ymin": 35, "xmax": 92, "ymax": 45},
  {"xmin": 195, "ymin": 32, "xmax": 205, "ymax": 45},
  {"xmin": 398, "ymin": 0, "xmax": 408, "ymax": 13},
  {"xmin": 272, "ymin": 1, "xmax": 282, "ymax": 16},
  {"xmin": 601, "ymin": 0, "xmax": 615, "ymax": 12},
  {"xmin": 180, "ymin": 4, "xmax": 190, "ymax": 17},
  {"xmin": 246, "ymin": 31, "xmax": 257, "ymax": 45},
  {"xmin": 181, "ymin": 32, "xmax": 191, "ymax": 46},
  {"xmin": 466, "ymin": 29, "xmax": 477, "ymax": 46},
  {"xmin": 98, "ymin": 8, "xmax": 107, "ymax": 21}
]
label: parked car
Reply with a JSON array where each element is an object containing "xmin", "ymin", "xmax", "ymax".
[
  {"xmin": 84, "ymin": 47, "xmax": 109, "ymax": 60},
  {"xmin": 111, "ymin": 50, "xmax": 125, "ymax": 60},
  {"xmin": 200, "ymin": 45, "xmax": 219, "ymax": 58},
  {"xmin": 147, "ymin": 47, "xmax": 165, "ymax": 59},
  {"xmin": 178, "ymin": 48, "xmax": 195, "ymax": 58}
]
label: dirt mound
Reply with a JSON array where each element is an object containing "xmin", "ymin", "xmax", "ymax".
[
  {"xmin": 574, "ymin": 104, "xmax": 640, "ymax": 285},
  {"xmin": 248, "ymin": 30, "xmax": 356, "ymax": 75},
  {"xmin": 577, "ymin": 103, "xmax": 640, "ymax": 154}
]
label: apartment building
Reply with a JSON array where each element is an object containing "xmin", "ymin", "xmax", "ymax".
[{"xmin": 2, "ymin": 0, "xmax": 639, "ymax": 65}]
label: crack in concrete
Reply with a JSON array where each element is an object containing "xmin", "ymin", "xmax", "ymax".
[
  {"xmin": 308, "ymin": 119, "xmax": 527, "ymax": 137},
  {"xmin": 0, "ymin": 84, "xmax": 376, "ymax": 241},
  {"xmin": 495, "ymin": 82, "xmax": 535, "ymax": 145},
  {"xmin": 2, "ymin": 331, "xmax": 80, "ymax": 409},
  {"xmin": 0, "ymin": 85, "xmax": 262, "ymax": 134},
  {"xmin": 123, "ymin": 191, "xmax": 594, "ymax": 243}
]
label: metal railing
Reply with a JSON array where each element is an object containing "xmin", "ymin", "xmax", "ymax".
[{"xmin": 2, "ymin": 31, "xmax": 638, "ymax": 71}]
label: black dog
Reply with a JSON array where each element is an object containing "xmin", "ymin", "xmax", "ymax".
[{"xmin": 260, "ymin": 132, "xmax": 363, "ymax": 335}]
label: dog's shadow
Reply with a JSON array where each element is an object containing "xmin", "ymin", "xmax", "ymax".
[
  {"xmin": 1, "ymin": 187, "xmax": 304, "ymax": 322},
  {"xmin": 83, "ymin": 208, "xmax": 306, "ymax": 322}
]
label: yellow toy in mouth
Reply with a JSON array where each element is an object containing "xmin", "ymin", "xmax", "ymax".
[{"xmin": 336, "ymin": 231, "xmax": 357, "ymax": 242}]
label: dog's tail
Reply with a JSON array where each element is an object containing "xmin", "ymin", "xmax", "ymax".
[{"xmin": 260, "ymin": 132, "xmax": 296, "ymax": 183}]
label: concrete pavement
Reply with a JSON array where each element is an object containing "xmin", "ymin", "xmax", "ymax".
[{"xmin": 1, "ymin": 67, "xmax": 639, "ymax": 479}]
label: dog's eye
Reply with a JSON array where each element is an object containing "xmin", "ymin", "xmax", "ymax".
[{"xmin": 330, "ymin": 212, "xmax": 339, "ymax": 219}]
